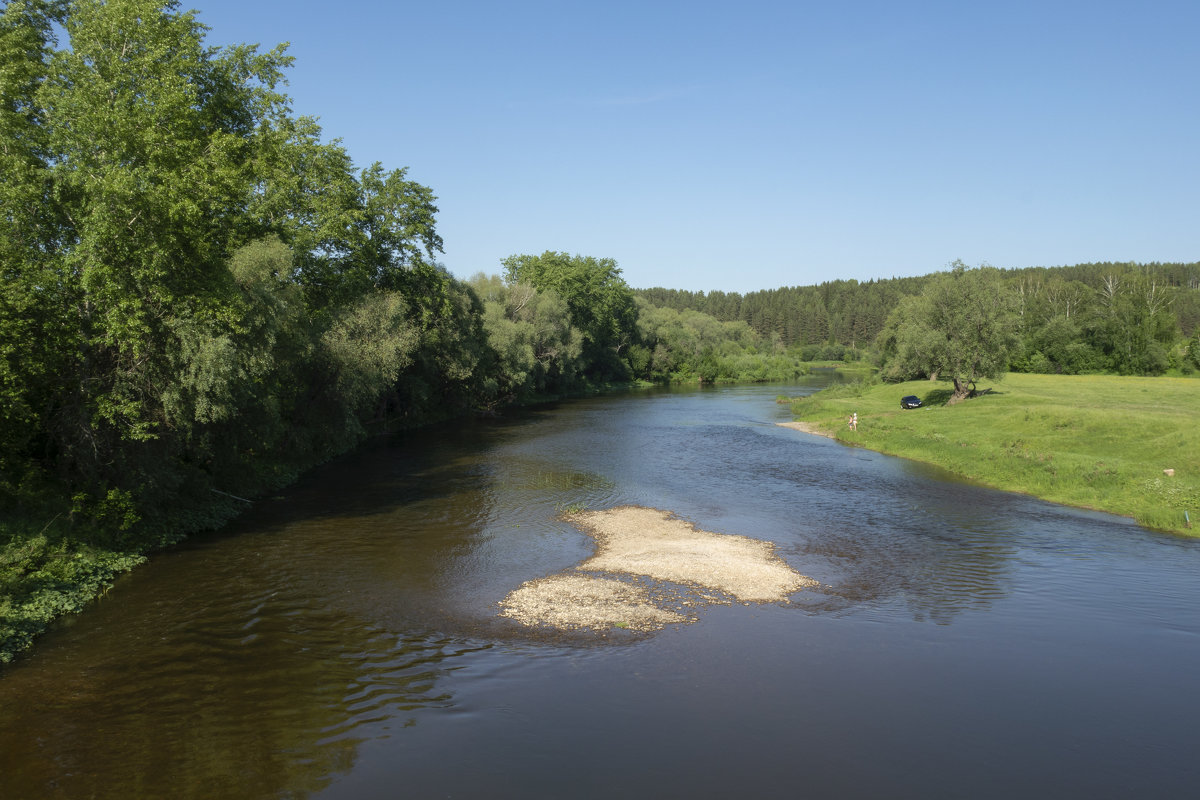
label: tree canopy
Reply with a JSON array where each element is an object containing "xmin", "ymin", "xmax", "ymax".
[
  {"xmin": 501, "ymin": 251, "xmax": 637, "ymax": 380},
  {"xmin": 0, "ymin": 0, "xmax": 465, "ymax": 532},
  {"xmin": 877, "ymin": 262, "xmax": 1019, "ymax": 402},
  {"xmin": 642, "ymin": 259, "xmax": 1199, "ymax": 378}
]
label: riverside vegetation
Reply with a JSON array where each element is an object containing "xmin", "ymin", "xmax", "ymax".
[
  {"xmin": 0, "ymin": 1, "xmax": 814, "ymax": 662},
  {"xmin": 786, "ymin": 373, "xmax": 1200, "ymax": 535}
]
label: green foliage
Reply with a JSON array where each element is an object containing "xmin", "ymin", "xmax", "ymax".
[
  {"xmin": 502, "ymin": 251, "xmax": 637, "ymax": 380},
  {"xmin": 1086, "ymin": 273, "xmax": 1177, "ymax": 375},
  {"xmin": 0, "ymin": 508, "xmax": 145, "ymax": 664},
  {"xmin": 1011, "ymin": 315, "xmax": 1105, "ymax": 374},
  {"xmin": 470, "ymin": 274, "xmax": 583, "ymax": 401},
  {"xmin": 633, "ymin": 298, "xmax": 808, "ymax": 383},
  {"xmin": 468, "ymin": 271, "xmax": 810, "ymax": 393},
  {"xmin": 393, "ymin": 268, "xmax": 494, "ymax": 421},
  {"xmin": 288, "ymin": 161, "xmax": 445, "ymax": 310},
  {"xmin": 0, "ymin": 0, "xmax": 474, "ymax": 660},
  {"xmin": 0, "ymin": 0, "xmax": 69, "ymax": 488},
  {"xmin": 321, "ymin": 291, "xmax": 418, "ymax": 420},
  {"xmin": 877, "ymin": 262, "xmax": 1019, "ymax": 401},
  {"xmin": 1187, "ymin": 329, "xmax": 1200, "ymax": 370},
  {"xmin": 638, "ymin": 275, "xmax": 923, "ymax": 349},
  {"xmin": 638, "ymin": 261, "xmax": 1200, "ymax": 380},
  {"xmin": 0, "ymin": 0, "xmax": 461, "ymax": 512},
  {"xmin": 5, "ymin": 0, "xmax": 308, "ymax": 509}
]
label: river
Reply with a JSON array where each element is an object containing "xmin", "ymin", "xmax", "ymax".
[{"xmin": 2, "ymin": 377, "xmax": 1199, "ymax": 799}]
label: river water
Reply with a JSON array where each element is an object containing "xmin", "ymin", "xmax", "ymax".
[{"xmin": 2, "ymin": 378, "xmax": 1199, "ymax": 799}]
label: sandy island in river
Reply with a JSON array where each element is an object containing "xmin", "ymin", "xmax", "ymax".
[{"xmin": 499, "ymin": 506, "xmax": 815, "ymax": 633}]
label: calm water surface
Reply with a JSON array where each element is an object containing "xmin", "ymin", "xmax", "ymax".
[{"xmin": 3, "ymin": 378, "xmax": 1199, "ymax": 798}]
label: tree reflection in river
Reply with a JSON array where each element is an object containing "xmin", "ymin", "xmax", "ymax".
[{"xmin": 0, "ymin": 514, "xmax": 489, "ymax": 799}]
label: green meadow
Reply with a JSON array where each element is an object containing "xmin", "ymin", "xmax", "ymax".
[{"xmin": 789, "ymin": 373, "xmax": 1200, "ymax": 535}]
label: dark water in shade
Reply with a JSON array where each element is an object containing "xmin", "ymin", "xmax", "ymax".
[{"xmin": 3, "ymin": 378, "xmax": 1200, "ymax": 799}]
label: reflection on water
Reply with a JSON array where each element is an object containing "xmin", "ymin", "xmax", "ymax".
[
  {"xmin": 0, "ymin": 528, "xmax": 491, "ymax": 799},
  {"xmin": 2, "ymin": 377, "xmax": 1200, "ymax": 799}
]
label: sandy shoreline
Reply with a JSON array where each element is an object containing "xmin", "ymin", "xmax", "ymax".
[
  {"xmin": 776, "ymin": 420, "xmax": 836, "ymax": 438},
  {"xmin": 499, "ymin": 506, "xmax": 815, "ymax": 633}
]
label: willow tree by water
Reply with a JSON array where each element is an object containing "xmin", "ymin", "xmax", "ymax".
[{"xmin": 877, "ymin": 262, "xmax": 1019, "ymax": 404}]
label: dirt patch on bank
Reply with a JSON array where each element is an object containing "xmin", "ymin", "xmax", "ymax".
[
  {"xmin": 499, "ymin": 506, "xmax": 815, "ymax": 633},
  {"xmin": 776, "ymin": 420, "xmax": 836, "ymax": 438}
]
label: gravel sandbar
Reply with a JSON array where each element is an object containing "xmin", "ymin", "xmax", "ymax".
[
  {"xmin": 498, "ymin": 575, "xmax": 686, "ymax": 632},
  {"xmin": 499, "ymin": 506, "xmax": 815, "ymax": 633}
]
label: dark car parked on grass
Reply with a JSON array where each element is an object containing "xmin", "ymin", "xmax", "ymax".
[{"xmin": 901, "ymin": 395, "xmax": 922, "ymax": 409}]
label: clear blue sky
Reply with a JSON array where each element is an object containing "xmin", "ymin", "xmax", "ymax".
[{"xmin": 193, "ymin": 0, "xmax": 1200, "ymax": 293}]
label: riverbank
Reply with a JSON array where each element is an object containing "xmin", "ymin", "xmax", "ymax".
[
  {"xmin": 776, "ymin": 420, "xmax": 834, "ymax": 438},
  {"xmin": 783, "ymin": 373, "xmax": 1200, "ymax": 535}
]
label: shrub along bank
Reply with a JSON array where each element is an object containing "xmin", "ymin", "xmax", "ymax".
[{"xmin": 788, "ymin": 373, "xmax": 1200, "ymax": 534}]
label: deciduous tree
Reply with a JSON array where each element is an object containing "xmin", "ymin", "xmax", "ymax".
[
  {"xmin": 877, "ymin": 262, "xmax": 1018, "ymax": 403},
  {"xmin": 501, "ymin": 251, "xmax": 637, "ymax": 380}
]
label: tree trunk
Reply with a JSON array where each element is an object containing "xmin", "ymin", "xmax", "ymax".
[{"xmin": 947, "ymin": 376, "xmax": 972, "ymax": 405}]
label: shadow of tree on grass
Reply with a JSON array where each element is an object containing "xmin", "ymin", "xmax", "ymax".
[
  {"xmin": 919, "ymin": 386, "xmax": 1005, "ymax": 407},
  {"xmin": 921, "ymin": 388, "xmax": 954, "ymax": 407}
]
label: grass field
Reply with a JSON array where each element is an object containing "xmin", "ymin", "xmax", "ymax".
[{"xmin": 789, "ymin": 372, "xmax": 1200, "ymax": 535}]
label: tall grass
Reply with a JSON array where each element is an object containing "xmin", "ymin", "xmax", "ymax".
[{"xmin": 788, "ymin": 373, "xmax": 1200, "ymax": 535}]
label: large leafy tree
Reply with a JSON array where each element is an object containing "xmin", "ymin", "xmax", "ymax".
[
  {"xmin": 21, "ymin": 0, "xmax": 301, "ymax": 518},
  {"xmin": 501, "ymin": 251, "xmax": 637, "ymax": 380},
  {"xmin": 1085, "ymin": 272, "xmax": 1177, "ymax": 375},
  {"xmin": 469, "ymin": 274, "xmax": 582, "ymax": 401},
  {"xmin": 0, "ymin": 0, "xmax": 69, "ymax": 486},
  {"xmin": 877, "ymin": 262, "xmax": 1019, "ymax": 403},
  {"xmin": 0, "ymin": 0, "xmax": 449, "ymax": 528}
]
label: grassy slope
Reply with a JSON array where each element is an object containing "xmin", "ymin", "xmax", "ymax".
[{"xmin": 789, "ymin": 373, "xmax": 1200, "ymax": 534}]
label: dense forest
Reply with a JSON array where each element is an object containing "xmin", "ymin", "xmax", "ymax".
[
  {"xmin": 640, "ymin": 260, "xmax": 1200, "ymax": 375},
  {"xmin": 2, "ymin": 0, "xmax": 1198, "ymax": 662}
]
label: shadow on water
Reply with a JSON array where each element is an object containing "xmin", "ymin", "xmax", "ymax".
[
  {"xmin": 0, "ymin": 418, "xmax": 494, "ymax": 798},
  {"xmin": 0, "ymin": 402, "xmax": 646, "ymax": 799},
  {"xmin": 220, "ymin": 407, "xmax": 558, "ymax": 531},
  {"xmin": 0, "ymin": 622, "xmax": 486, "ymax": 800}
]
